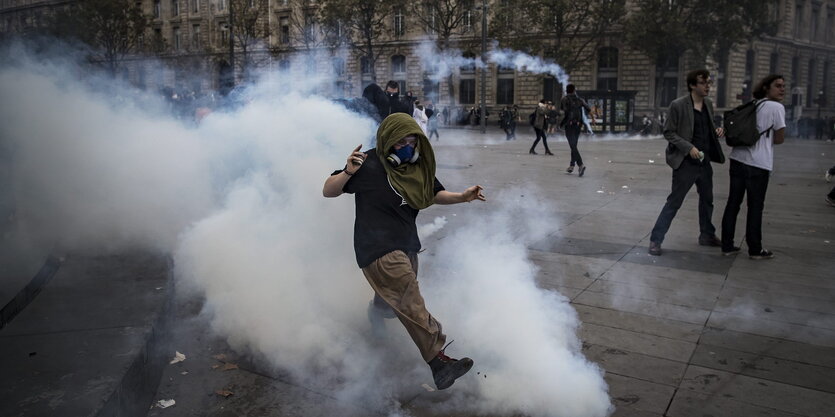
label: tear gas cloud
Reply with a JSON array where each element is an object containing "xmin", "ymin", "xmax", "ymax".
[
  {"xmin": 0, "ymin": 39, "xmax": 611, "ymax": 416},
  {"xmin": 417, "ymin": 41, "xmax": 570, "ymax": 89}
]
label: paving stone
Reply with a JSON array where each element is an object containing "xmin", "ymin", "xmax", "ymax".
[
  {"xmin": 667, "ymin": 390, "xmax": 807, "ymax": 417},
  {"xmin": 601, "ymin": 261, "xmax": 726, "ymax": 289},
  {"xmin": 707, "ymin": 311, "xmax": 835, "ymax": 348},
  {"xmin": 586, "ymin": 279, "xmax": 718, "ymax": 310},
  {"xmin": 579, "ymin": 322, "xmax": 696, "ymax": 363},
  {"xmin": 530, "ymin": 236, "xmax": 634, "ymax": 260},
  {"xmin": 573, "ymin": 290, "xmax": 711, "ymax": 325},
  {"xmin": 689, "ymin": 344, "xmax": 835, "ymax": 393},
  {"xmin": 724, "ymin": 276, "xmax": 835, "ymax": 301},
  {"xmin": 677, "ymin": 365, "xmax": 835, "ymax": 417},
  {"xmin": 620, "ymin": 248, "xmax": 734, "ymax": 275},
  {"xmin": 698, "ymin": 327, "xmax": 835, "ymax": 369},
  {"xmin": 573, "ymin": 304, "xmax": 703, "ymax": 343},
  {"xmin": 714, "ymin": 293, "xmax": 835, "ymax": 330},
  {"xmin": 605, "ymin": 372, "xmax": 676, "ymax": 415},
  {"xmin": 584, "ymin": 343, "xmax": 688, "ymax": 387}
]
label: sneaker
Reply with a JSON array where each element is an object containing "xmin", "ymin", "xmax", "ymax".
[
  {"xmin": 648, "ymin": 241, "xmax": 662, "ymax": 256},
  {"xmin": 529, "ymin": 150, "xmax": 538, "ymax": 155},
  {"xmin": 826, "ymin": 170, "xmax": 833, "ymax": 183},
  {"xmin": 749, "ymin": 249, "xmax": 775, "ymax": 260},
  {"xmin": 722, "ymin": 246, "xmax": 741, "ymax": 256},
  {"xmin": 578, "ymin": 165, "xmax": 586, "ymax": 177},
  {"xmin": 566, "ymin": 166, "xmax": 574, "ymax": 174},
  {"xmin": 698, "ymin": 235, "xmax": 722, "ymax": 247},
  {"xmin": 827, "ymin": 196, "xmax": 835, "ymax": 207},
  {"xmin": 428, "ymin": 343, "xmax": 474, "ymax": 390}
]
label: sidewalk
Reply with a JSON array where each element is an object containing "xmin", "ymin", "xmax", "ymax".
[{"xmin": 2, "ymin": 132, "xmax": 833, "ymax": 417}]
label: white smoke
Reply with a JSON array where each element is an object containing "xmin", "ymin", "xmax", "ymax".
[
  {"xmin": 1, "ymin": 39, "xmax": 611, "ymax": 416},
  {"xmin": 416, "ymin": 40, "xmax": 571, "ymax": 89}
]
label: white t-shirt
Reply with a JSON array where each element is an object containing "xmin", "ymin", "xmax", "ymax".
[{"xmin": 729, "ymin": 100, "xmax": 786, "ymax": 171}]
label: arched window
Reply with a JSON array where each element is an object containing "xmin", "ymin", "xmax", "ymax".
[{"xmin": 596, "ymin": 47, "xmax": 618, "ymax": 91}]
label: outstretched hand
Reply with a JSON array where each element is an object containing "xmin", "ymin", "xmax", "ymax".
[
  {"xmin": 462, "ymin": 185, "xmax": 486, "ymax": 202},
  {"xmin": 345, "ymin": 144, "xmax": 366, "ymax": 175}
]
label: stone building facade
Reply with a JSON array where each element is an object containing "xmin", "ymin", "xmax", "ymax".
[{"xmin": 2, "ymin": 0, "xmax": 833, "ymax": 127}]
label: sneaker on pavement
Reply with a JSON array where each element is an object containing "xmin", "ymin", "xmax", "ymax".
[
  {"xmin": 749, "ymin": 249, "xmax": 775, "ymax": 260},
  {"xmin": 428, "ymin": 345, "xmax": 474, "ymax": 390},
  {"xmin": 826, "ymin": 170, "xmax": 833, "ymax": 183},
  {"xmin": 648, "ymin": 241, "xmax": 662, "ymax": 256},
  {"xmin": 578, "ymin": 165, "xmax": 586, "ymax": 177},
  {"xmin": 827, "ymin": 196, "xmax": 835, "ymax": 207}
]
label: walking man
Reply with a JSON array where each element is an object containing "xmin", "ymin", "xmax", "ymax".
[
  {"xmin": 720, "ymin": 74, "xmax": 786, "ymax": 259},
  {"xmin": 323, "ymin": 113, "xmax": 485, "ymax": 390},
  {"xmin": 648, "ymin": 69, "xmax": 726, "ymax": 256},
  {"xmin": 560, "ymin": 84, "xmax": 591, "ymax": 176},
  {"xmin": 529, "ymin": 100, "xmax": 553, "ymax": 155}
]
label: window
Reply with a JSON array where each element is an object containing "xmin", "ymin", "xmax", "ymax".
[
  {"xmin": 154, "ymin": 0, "xmax": 161, "ymax": 18},
  {"xmin": 791, "ymin": 56, "xmax": 799, "ymax": 87},
  {"xmin": 191, "ymin": 0, "xmax": 199, "ymax": 13},
  {"xmin": 657, "ymin": 52, "xmax": 679, "ymax": 107},
  {"xmin": 770, "ymin": 52, "xmax": 779, "ymax": 74},
  {"xmin": 827, "ymin": 10, "xmax": 834, "ymax": 43},
  {"xmin": 332, "ymin": 57, "xmax": 345, "ymax": 77},
  {"xmin": 823, "ymin": 61, "xmax": 830, "ymax": 107},
  {"xmin": 596, "ymin": 47, "xmax": 618, "ymax": 91},
  {"xmin": 192, "ymin": 24, "xmax": 200, "ymax": 49},
  {"xmin": 173, "ymin": 27, "xmax": 181, "ymax": 50},
  {"xmin": 460, "ymin": 52, "xmax": 476, "ymax": 73},
  {"xmin": 172, "ymin": 0, "xmax": 179, "ymax": 17},
  {"xmin": 391, "ymin": 55, "xmax": 406, "ymax": 74},
  {"xmin": 811, "ymin": 5, "xmax": 820, "ymax": 41},
  {"xmin": 304, "ymin": 12, "xmax": 316, "ymax": 43},
  {"xmin": 218, "ymin": 0, "xmax": 226, "ymax": 11},
  {"xmin": 459, "ymin": 79, "xmax": 475, "ymax": 104},
  {"xmin": 807, "ymin": 59, "xmax": 816, "ymax": 107},
  {"xmin": 496, "ymin": 79, "xmax": 514, "ymax": 105},
  {"xmin": 423, "ymin": 76, "xmax": 440, "ymax": 103},
  {"xmin": 543, "ymin": 76, "xmax": 562, "ymax": 103},
  {"xmin": 463, "ymin": 0, "xmax": 474, "ymax": 32},
  {"xmin": 426, "ymin": 5, "xmax": 436, "ymax": 35},
  {"xmin": 278, "ymin": 59, "xmax": 290, "ymax": 71},
  {"xmin": 394, "ymin": 9, "xmax": 405, "ymax": 37},
  {"xmin": 279, "ymin": 16, "xmax": 289, "ymax": 44},
  {"xmin": 795, "ymin": 2, "xmax": 804, "ymax": 38},
  {"xmin": 716, "ymin": 51, "xmax": 729, "ymax": 107},
  {"xmin": 361, "ymin": 57, "xmax": 372, "ymax": 75},
  {"xmin": 219, "ymin": 22, "xmax": 228, "ymax": 47},
  {"xmin": 743, "ymin": 50, "xmax": 755, "ymax": 100}
]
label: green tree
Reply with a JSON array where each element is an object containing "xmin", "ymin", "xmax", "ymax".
[
  {"xmin": 491, "ymin": 0, "xmax": 625, "ymax": 74},
  {"xmin": 624, "ymin": 0, "xmax": 777, "ymax": 108},
  {"xmin": 230, "ymin": 0, "xmax": 271, "ymax": 80},
  {"xmin": 50, "ymin": 0, "xmax": 148, "ymax": 76},
  {"xmin": 319, "ymin": 0, "xmax": 405, "ymax": 83}
]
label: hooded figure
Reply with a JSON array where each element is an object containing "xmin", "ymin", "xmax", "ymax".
[{"xmin": 323, "ymin": 113, "xmax": 486, "ymax": 391}]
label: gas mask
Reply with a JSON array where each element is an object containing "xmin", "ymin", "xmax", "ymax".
[{"xmin": 386, "ymin": 144, "xmax": 419, "ymax": 167}]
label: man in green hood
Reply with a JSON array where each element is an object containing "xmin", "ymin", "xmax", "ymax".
[{"xmin": 323, "ymin": 113, "xmax": 485, "ymax": 390}]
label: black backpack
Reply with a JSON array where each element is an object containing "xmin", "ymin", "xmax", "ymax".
[
  {"xmin": 723, "ymin": 100, "xmax": 772, "ymax": 147},
  {"xmin": 564, "ymin": 96, "xmax": 584, "ymax": 123}
]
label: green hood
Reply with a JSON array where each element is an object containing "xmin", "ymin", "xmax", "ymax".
[{"xmin": 376, "ymin": 113, "xmax": 437, "ymax": 210}]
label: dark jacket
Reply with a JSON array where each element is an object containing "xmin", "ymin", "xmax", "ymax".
[{"xmin": 663, "ymin": 95, "xmax": 726, "ymax": 169}]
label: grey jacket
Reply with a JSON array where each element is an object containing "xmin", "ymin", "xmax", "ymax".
[
  {"xmin": 663, "ymin": 95, "xmax": 726, "ymax": 169},
  {"xmin": 534, "ymin": 105, "xmax": 547, "ymax": 130}
]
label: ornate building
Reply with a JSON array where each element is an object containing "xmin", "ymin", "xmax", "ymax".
[{"xmin": 2, "ymin": 0, "xmax": 833, "ymax": 130}]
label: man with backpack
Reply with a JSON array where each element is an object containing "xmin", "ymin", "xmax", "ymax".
[
  {"xmin": 720, "ymin": 74, "xmax": 786, "ymax": 259},
  {"xmin": 560, "ymin": 84, "xmax": 591, "ymax": 176},
  {"xmin": 529, "ymin": 100, "xmax": 553, "ymax": 155},
  {"xmin": 648, "ymin": 69, "xmax": 726, "ymax": 256}
]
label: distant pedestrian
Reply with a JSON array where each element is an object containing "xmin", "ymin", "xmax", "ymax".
[
  {"xmin": 560, "ymin": 84, "xmax": 591, "ymax": 175},
  {"xmin": 648, "ymin": 69, "xmax": 726, "ymax": 256},
  {"xmin": 529, "ymin": 100, "xmax": 553, "ymax": 155},
  {"xmin": 720, "ymin": 74, "xmax": 787, "ymax": 259},
  {"xmin": 427, "ymin": 106, "xmax": 440, "ymax": 141}
]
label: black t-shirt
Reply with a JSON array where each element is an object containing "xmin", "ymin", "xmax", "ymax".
[
  {"xmin": 331, "ymin": 149, "xmax": 444, "ymax": 268},
  {"xmin": 692, "ymin": 106, "xmax": 712, "ymax": 160}
]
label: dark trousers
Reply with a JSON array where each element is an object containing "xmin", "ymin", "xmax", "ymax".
[
  {"xmin": 565, "ymin": 123, "xmax": 583, "ymax": 166},
  {"xmin": 721, "ymin": 159, "xmax": 770, "ymax": 254},
  {"xmin": 650, "ymin": 159, "xmax": 716, "ymax": 244},
  {"xmin": 530, "ymin": 128, "xmax": 550, "ymax": 153}
]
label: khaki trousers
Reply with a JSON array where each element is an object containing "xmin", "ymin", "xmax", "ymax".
[{"xmin": 362, "ymin": 250, "xmax": 446, "ymax": 362}]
